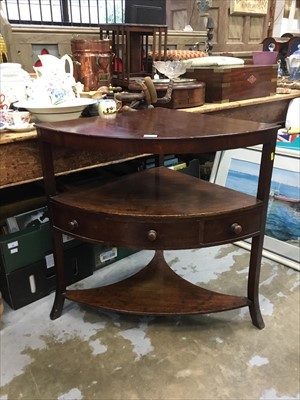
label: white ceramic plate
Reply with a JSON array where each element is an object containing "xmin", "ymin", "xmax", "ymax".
[
  {"xmin": 6, "ymin": 123, "xmax": 35, "ymax": 132},
  {"xmin": 14, "ymin": 98, "xmax": 96, "ymax": 122}
]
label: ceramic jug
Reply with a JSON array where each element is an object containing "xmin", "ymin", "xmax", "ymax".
[
  {"xmin": 98, "ymin": 98, "xmax": 121, "ymax": 119},
  {"xmin": 32, "ymin": 54, "xmax": 76, "ymax": 105},
  {"xmin": 36, "ymin": 54, "xmax": 74, "ymax": 77}
]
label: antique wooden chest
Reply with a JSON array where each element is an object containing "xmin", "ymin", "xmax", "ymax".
[
  {"xmin": 185, "ymin": 65, "xmax": 278, "ymax": 103},
  {"xmin": 154, "ymin": 80, "xmax": 205, "ymax": 109}
]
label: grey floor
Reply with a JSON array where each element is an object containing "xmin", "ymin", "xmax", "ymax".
[{"xmin": 1, "ymin": 244, "xmax": 299, "ymax": 400}]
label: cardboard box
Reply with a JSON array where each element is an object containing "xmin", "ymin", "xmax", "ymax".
[
  {"xmin": 0, "ymin": 243, "xmax": 94, "ymax": 310},
  {"xmin": 185, "ymin": 65, "xmax": 278, "ymax": 103},
  {"xmin": 0, "ymin": 222, "xmax": 79, "ymax": 273}
]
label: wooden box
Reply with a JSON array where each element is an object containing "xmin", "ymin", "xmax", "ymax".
[
  {"xmin": 185, "ymin": 65, "xmax": 278, "ymax": 103},
  {"xmin": 154, "ymin": 80, "xmax": 205, "ymax": 109}
]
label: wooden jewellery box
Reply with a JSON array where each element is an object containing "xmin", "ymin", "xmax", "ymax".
[{"xmin": 185, "ymin": 64, "xmax": 277, "ymax": 103}]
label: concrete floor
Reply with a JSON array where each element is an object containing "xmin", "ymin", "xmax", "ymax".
[{"xmin": 0, "ymin": 244, "xmax": 299, "ymax": 400}]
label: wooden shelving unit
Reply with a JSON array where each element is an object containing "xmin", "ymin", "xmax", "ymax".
[{"xmin": 99, "ymin": 23, "xmax": 168, "ymax": 87}]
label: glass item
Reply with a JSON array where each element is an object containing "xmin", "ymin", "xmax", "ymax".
[
  {"xmin": 277, "ymin": 59, "xmax": 283, "ymax": 77},
  {"xmin": 286, "ymin": 45, "xmax": 300, "ymax": 81},
  {"xmin": 268, "ymin": 43, "xmax": 275, "ymax": 52},
  {"xmin": 153, "ymin": 60, "xmax": 192, "ymax": 81}
]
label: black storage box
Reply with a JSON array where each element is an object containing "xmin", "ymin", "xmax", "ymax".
[{"xmin": 0, "ymin": 243, "xmax": 94, "ymax": 310}]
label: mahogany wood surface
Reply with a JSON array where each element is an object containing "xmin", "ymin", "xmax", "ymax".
[
  {"xmin": 50, "ymin": 167, "xmax": 263, "ymax": 249},
  {"xmin": 2, "ymin": 92, "xmax": 298, "ymax": 189},
  {"xmin": 66, "ymin": 250, "xmax": 250, "ymax": 315},
  {"xmin": 36, "ymin": 108, "xmax": 277, "ymax": 155},
  {"xmin": 37, "ymin": 108, "xmax": 278, "ymax": 328}
]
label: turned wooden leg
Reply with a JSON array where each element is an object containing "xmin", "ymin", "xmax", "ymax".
[
  {"xmin": 248, "ymin": 235, "xmax": 265, "ymax": 329},
  {"xmin": 50, "ymin": 230, "xmax": 66, "ymax": 320}
]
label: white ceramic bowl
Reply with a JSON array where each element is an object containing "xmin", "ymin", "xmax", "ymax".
[{"xmin": 14, "ymin": 98, "xmax": 95, "ymax": 122}]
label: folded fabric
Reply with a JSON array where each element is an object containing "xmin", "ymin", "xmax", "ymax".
[{"xmin": 183, "ymin": 56, "xmax": 245, "ymax": 67}]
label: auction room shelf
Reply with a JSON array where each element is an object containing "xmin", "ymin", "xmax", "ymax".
[{"xmin": 37, "ymin": 108, "xmax": 278, "ymax": 328}]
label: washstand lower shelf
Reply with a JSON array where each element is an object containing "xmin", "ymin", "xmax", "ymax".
[
  {"xmin": 65, "ymin": 250, "xmax": 250, "ymax": 315},
  {"xmin": 49, "ymin": 167, "xmax": 264, "ymax": 328}
]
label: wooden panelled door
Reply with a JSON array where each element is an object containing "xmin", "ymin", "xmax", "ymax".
[{"xmin": 167, "ymin": 0, "xmax": 276, "ymax": 54}]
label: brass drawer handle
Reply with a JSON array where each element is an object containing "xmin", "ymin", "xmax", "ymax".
[
  {"xmin": 68, "ymin": 219, "xmax": 79, "ymax": 231},
  {"xmin": 231, "ymin": 223, "xmax": 242, "ymax": 235},
  {"xmin": 147, "ymin": 229, "xmax": 157, "ymax": 241}
]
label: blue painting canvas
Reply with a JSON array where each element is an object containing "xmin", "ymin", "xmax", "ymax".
[{"xmin": 226, "ymin": 158, "xmax": 300, "ymax": 243}]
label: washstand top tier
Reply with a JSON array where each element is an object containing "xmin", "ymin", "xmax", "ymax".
[{"xmin": 36, "ymin": 108, "xmax": 279, "ymax": 154}]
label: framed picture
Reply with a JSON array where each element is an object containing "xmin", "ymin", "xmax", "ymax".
[
  {"xmin": 230, "ymin": 0, "xmax": 269, "ymax": 15},
  {"xmin": 210, "ymin": 146, "xmax": 300, "ymax": 271}
]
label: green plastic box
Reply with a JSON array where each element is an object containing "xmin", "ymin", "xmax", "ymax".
[
  {"xmin": 93, "ymin": 244, "xmax": 139, "ymax": 270},
  {"xmin": 0, "ymin": 222, "xmax": 78, "ymax": 273}
]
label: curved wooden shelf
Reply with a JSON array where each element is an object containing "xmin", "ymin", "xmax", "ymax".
[
  {"xmin": 64, "ymin": 250, "xmax": 249, "ymax": 315},
  {"xmin": 51, "ymin": 167, "xmax": 263, "ymax": 250}
]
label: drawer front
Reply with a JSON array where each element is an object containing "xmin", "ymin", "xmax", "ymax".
[
  {"xmin": 51, "ymin": 203, "xmax": 202, "ymax": 250},
  {"xmin": 51, "ymin": 204, "xmax": 262, "ymax": 249},
  {"xmin": 202, "ymin": 208, "xmax": 262, "ymax": 245}
]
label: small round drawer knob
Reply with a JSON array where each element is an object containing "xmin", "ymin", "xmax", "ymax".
[
  {"xmin": 68, "ymin": 219, "xmax": 78, "ymax": 231},
  {"xmin": 231, "ymin": 223, "xmax": 242, "ymax": 235},
  {"xmin": 147, "ymin": 229, "xmax": 157, "ymax": 241}
]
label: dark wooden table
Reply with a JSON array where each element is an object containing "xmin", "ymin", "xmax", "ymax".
[
  {"xmin": 2, "ymin": 91, "xmax": 298, "ymax": 189},
  {"xmin": 36, "ymin": 108, "xmax": 278, "ymax": 328}
]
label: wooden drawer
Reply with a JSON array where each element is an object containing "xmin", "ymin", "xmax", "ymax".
[
  {"xmin": 201, "ymin": 208, "xmax": 262, "ymax": 245},
  {"xmin": 51, "ymin": 202, "xmax": 262, "ymax": 250},
  {"xmin": 51, "ymin": 203, "xmax": 202, "ymax": 250}
]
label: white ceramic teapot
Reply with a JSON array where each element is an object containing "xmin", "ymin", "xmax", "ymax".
[
  {"xmin": 32, "ymin": 54, "xmax": 75, "ymax": 105},
  {"xmin": 286, "ymin": 45, "xmax": 300, "ymax": 81}
]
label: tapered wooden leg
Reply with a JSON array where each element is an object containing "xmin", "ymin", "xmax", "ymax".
[
  {"xmin": 248, "ymin": 235, "xmax": 265, "ymax": 329},
  {"xmin": 50, "ymin": 230, "xmax": 66, "ymax": 320},
  {"xmin": 50, "ymin": 291, "xmax": 66, "ymax": 320},
  {"xmin": 248, "ymin": 140, "xmax": 276, "ymax": 329}
]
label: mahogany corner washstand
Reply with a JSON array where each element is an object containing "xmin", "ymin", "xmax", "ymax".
[{"xmin": 36, "ymin": 108, "xmax": 278, "ymax": 328}]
